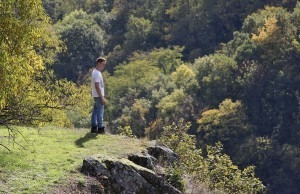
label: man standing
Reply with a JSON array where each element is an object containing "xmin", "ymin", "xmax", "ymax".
[{"xmin": 91, "ymin": 57, "xmax": 107, "ymax": 133}]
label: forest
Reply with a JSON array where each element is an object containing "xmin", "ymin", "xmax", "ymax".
[{"xmin": 1, "ymin": 0, "xmax": 300, "ymax": 193}]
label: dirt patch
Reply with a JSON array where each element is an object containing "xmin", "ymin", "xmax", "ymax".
[{"xmin": 50, "ymin": 175, "xmax": 104, "ymax": 194}]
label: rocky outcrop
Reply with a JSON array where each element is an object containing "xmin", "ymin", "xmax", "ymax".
[
  {"xmin": 128, "ymin": 152, "xmax": 158, "ymax": 170},
  {"xmin": 147, "ymin": 145, "xmax": 178, "ymax": 167},
  {"xmin": 81, "ymin": 145, "xmax": 181, "ymax": 194}
]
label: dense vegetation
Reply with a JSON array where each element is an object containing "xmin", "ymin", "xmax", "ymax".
[{"xmin": 1, "ymin": 0, "xmax": 299, "ymax": 193}]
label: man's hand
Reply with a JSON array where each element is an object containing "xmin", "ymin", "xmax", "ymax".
[{"xmin": 100, "ymin": 97, "xmax": 107, "ymax": 105}]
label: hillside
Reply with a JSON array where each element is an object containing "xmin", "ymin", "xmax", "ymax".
[
  {"xmin": 0, "ymin": 127, "xmax": 152, "ymax": 193},
  {"xmin": 1, "ymin": 1, "xmax": 299, "ymax": 193}
]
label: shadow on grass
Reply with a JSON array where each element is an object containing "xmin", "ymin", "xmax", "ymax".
[{"xmin": 75, "ymin": 133, "xmax": 98, "ymax": 148}]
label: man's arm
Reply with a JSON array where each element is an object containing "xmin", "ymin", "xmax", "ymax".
[{"xmin": 95, "ymin": 82, "xmax": 107, "ymax": 105}]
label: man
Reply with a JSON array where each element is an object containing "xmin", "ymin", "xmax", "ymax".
[{"xmin": 91, "ymin": 57, "xmax": 107, "ymax": 133}]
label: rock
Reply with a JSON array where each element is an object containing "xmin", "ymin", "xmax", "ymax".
[
  {"xmin": 128, "ymin": 152, "xmax": 158, "ymax": 170},
  {"xmin": 80, "ymin": 145, "xmax": 182, "ymax": 194},
  {"xmin": 81, "ymin": 158, "xmax": 181, "ymax": 194},
  {"xmin": 81, "ymin": 157, "xmax": 111, "ymax": 178},
  {"xmin": 104, "ymin": 159, "xmax": 159, "ymax": 194},
  {"xmin": 147, "ymin": 145, "xmax": 179, "ymax": 167},
  {"xmin": 136, "ymin": 167, "xmax": 181, "ymax": 194},
  {"xmin": 81, "ymin": 158, "xmax": 113, "ymax": 193}
]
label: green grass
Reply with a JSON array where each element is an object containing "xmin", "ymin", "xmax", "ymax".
[{"xmin": 0, "ymin": 126, "xmax": 150, "ymax": 194}]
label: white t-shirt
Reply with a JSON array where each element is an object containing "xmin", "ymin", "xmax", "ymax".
[{"xmin": 91, "ymin": 69, "xmax": 104, "ymax": 97}]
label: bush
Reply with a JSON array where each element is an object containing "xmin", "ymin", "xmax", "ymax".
[{"xmin": 159, "ymin": 119, "xmax": 265, "ymax": 193}]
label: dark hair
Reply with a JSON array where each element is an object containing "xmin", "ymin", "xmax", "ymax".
[{"xmin": 96, "ymin": 57, "xmax": 106, "ymax": 64}]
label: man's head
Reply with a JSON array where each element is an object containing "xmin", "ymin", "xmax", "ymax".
[{"xmin": 96, "ymin": 57, "xmax": 106, "ymax": 71}]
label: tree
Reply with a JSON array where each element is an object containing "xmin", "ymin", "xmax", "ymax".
[
  {"xmin": 0, "ymin": 0, "xmax": 60, "ymax": 127},
  {"xmin": 164, "ymin": 0, "xmax": 297, "ymax": 60},
  {"xmin": 171, "ymin": 64, "xmax": 197, "ymax": 91},
  {"xmin": 117, "ymin": 98, "xmax": 152, "ymax": 137},
  {"xmin": 194, "ymin": 54, "xmax": 238, "ymax": 107},
  {"xmin": 222, "ymin": 6, "xmax": 300, "ymax": 143},
  {"xmin": 204, "ymin": 142, "xmax": 265, "ymax": 193},
  {"xmin": 43, "ymin": 0, "xmax": 108, "ymax": 21},
  {"xmin": 106, "ymin": 50, "xmax": 161, "ymax": 130},
  {"xmin": 123, "ymin": 16, "xmax": 152, "ymax": 54},
  {"xmin": 160, "ymin": 120, "xmax": 265, "ymax": 193},
  {"xmin": 149, "ymin": 46, "xmax": 184, "ymax": 75},
  {"xmin": 0, "ymin": 1, "xmax": 93, "ymax": 151},
  {"xmin": 197, "ymin": 99, "xmax": 254, "ymax": 158},
  {"xmin": 156, "ymin": 89, "xmax": 185, "ymax": 117},
  {"xmin": 165, "ymin": 0, "xmax": 207, "ymax": 59},
  {"xmin": 217, "ymin": 6, "xmax": 300, "ymax": 192},
  {"xmin": 53, "ymin": 10, "xmax": 107, "ymax": 82}
]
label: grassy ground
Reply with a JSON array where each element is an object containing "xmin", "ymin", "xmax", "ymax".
[{"xmin": 0, "ymin": 126, "xmax": 150, "ymax": 194}]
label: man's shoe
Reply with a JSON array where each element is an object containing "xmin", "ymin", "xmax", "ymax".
[
  {"xmin": 97, "ymin": 126, "xmax": 105, "ymax": 134},
  {"xmin": 91, "ymin": 126, "xmax": 98, "ymax": 133}
]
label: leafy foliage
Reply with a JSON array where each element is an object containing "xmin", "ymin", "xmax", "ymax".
[
  {"xmin": 194, "ymin": 54, "xmax": 238, "ymax": 106},
  {"xmin": 0, "ymin": 1, "xmax": 92, "ymax": 137},
  {"xmin": 197, "ymin": 99, "xmax": 254, "ymax": 158},
  {"xmin": 117, "ymin": 125, "xmax": 135, "ymax": 138},
  {"xmin": 2, "ymin": 0, "xmax": 299, "ymax": 193},
  {"xmin": 124, "ymin": 16, "xmax": 152, "ymax": 54},
  {"xmin": 160, "ymin": 120, "xmax": 265, "ymax": 193},
  {"xmin": 52, "ymin": 10, "xmax": 107, "ymax": 82},
  {"xmin": 0, "ymin": 0, "xmax": 60, "ymax": 126}
]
